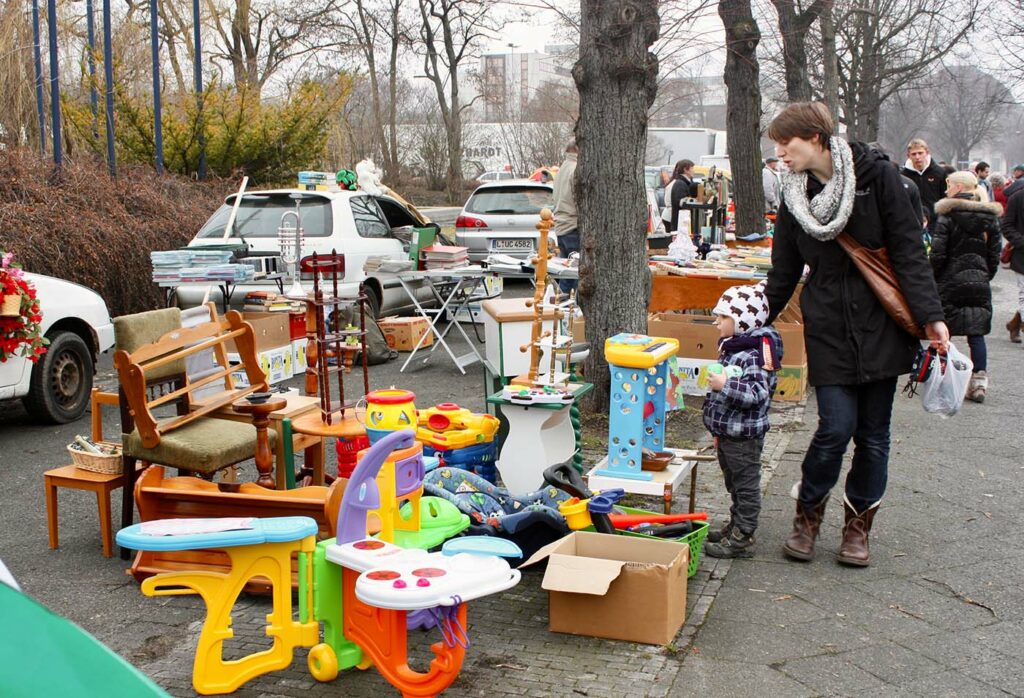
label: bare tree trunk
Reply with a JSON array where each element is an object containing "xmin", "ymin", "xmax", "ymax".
[
  {"xmin": 575, "ymin": 0, "xmax": 659, "ymax": 412},
  {"xmin": 771, "ymin": 0, "xmax": 825, "ymax": 103},
  {"xmin": 720, "ymin": 0, "xmax": 765, "ymax": 237},
  {"xmin": 820, "ymin": 0, "xmax": 839, "ymax": 124}
]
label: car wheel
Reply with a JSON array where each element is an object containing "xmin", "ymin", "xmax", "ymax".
[
  {"xmin": 365, "ymin": 287, "xmax": 381, "ymax": 319},
  {"xmin": 23, "ymin": 331, "xmax": 93, "ymax": 424}
]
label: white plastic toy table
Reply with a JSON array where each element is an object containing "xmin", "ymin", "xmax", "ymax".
[{"xmin": 585, "ymin": 448, "xmax": 702, "ymax": 515}]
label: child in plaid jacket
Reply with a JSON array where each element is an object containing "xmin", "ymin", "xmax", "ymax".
[{"xmin": 702, "ymin": 281, "xmax": 783, "ymax": 559}]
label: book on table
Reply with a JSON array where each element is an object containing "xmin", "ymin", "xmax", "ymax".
[{"xmin": 421, "ymin": 244, "xmax": 469, "ymax": 270}]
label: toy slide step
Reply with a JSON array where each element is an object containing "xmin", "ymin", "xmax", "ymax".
[{"xmin": 116, "ymin": 516, "xmax": 319, "ymax": 552}]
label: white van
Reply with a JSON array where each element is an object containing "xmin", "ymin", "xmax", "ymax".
[{"xmin": 178, "ymin": 189, "xmax": 441, "ymax": 316}]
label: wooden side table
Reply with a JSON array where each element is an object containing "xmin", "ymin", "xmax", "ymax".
[
  {"xmin": 232, "ymin": 396, "xmax": 288, "ymax": 488},
  {"xmin": 45, "ymin": 465, "xmax": 127, "ymax": 558}
]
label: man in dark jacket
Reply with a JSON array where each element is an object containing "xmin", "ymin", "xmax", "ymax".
[
  {"xmin": 1002, "ymin": 164, "xmax": 1024, "ymax": 200},
  {"xmin": 999, "ymin": 188, "xmax": 1024, "ymax": 342},
  {"xmin": 901, "ymin": 138, "xmax": 946, "ymax": 231}
]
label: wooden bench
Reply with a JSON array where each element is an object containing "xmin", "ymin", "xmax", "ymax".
[{"xmin": 129, "ymin": 465, "xmax": 347, "ymax": 589}]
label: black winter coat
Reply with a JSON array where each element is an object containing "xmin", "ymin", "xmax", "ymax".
[
  {"xmin": 930, "ymin": 196, "xmax": 1002, "ymax": 336},
  {"xmin": 999, "ymin": 189, "xmax": 1024, "ymax": 275},
  {"xmin": 901, "ymin": 160, "xmax": 946, "ymax": 227},
  {"xmin": 766, "ymin": 142, "xmax": 945, "ymax": 387}
]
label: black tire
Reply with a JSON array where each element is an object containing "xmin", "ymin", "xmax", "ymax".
[
  {"xmin": 365, "ymin": 287, "xmax": 381, "ymax": 319},
  {"xmin": 23, "ymin": 331, "xmax": 94, "ymax": 424}
]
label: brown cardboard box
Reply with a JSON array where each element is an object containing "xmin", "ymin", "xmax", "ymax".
[
  {"xmin": 230, "ymin": 312, "xmax": 292, "ymax": 353},
  {"xmin": 648, "ymin": 312, "xmax": 807, "ymax": 367},
  {"xmin": 378, "ymin": 316, "xmax": 433, "ymax": 351},
  {"xmin": 775, "ymin": 364, "xmax": 808, "ymax": 401},
  {"xmin": 520, "ymin": 531, "xmax": 688, "ymax": 645},
  {"xmin": 647, "ymin": 313, "xmax": 720, "ymax": 359}
]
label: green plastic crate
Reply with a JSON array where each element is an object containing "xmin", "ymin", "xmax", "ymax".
[
  {"xmin": 610, "ymin": 505, "xmax": 708, "ymax": 577},
  {"xmin": 586, "ymin": 505, "xmax": 708, "ymax": 578}
]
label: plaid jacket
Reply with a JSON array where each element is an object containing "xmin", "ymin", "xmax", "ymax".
[{"xmin": 702, "ymin": 326, "xmax": 783, "ymax": 439}]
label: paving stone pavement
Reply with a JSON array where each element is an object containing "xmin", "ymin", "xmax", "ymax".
[{"xmin": 4, "ymin": 277, "xmax": 1022, "ymax": 697}]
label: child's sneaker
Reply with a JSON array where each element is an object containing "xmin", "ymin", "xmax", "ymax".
[
  {"xmin": 705, "ymin": 520, "xmax": 733, "ymax": 544},
  {"xmin": 704, "ymin": 529, "xmax": 755, "ymax": 559}
]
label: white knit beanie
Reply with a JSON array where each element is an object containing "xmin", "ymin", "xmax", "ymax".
[{"xmin": 712, "ymin": 281, "xmax": 769, "ymax": 334}]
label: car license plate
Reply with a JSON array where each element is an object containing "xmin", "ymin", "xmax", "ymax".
[{"xmin": 493, "ymin": 239, "xmax": 533, "ymax": 251}]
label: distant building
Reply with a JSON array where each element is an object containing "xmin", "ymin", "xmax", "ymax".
[{"xmin": 479, "ymin": 46, "xmax": 574, "ymax": 122}]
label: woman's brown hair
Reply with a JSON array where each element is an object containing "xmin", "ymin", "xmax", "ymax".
[{"xmin": 767, "ymin": 102, "xmax": 834, "ymax": 146}]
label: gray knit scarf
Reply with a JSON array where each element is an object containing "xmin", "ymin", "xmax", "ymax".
[{"xmin": 781, "ymin": 136, "xmax": 856, "ymax": 241}]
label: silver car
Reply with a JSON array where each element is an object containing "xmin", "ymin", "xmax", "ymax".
[{"xmin": 454, "ymin": 180, "xmax": 554, "ymax": 262}]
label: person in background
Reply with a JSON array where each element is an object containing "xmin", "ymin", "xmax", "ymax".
[
  {"xmin": 669, "ymin": 159, "xmax": 698, "ymax": 234},
  {"xmin": 551, "ymin": 140, "xmax": 579, "ymax": 294},
  {"xmin": 661, "ymin": 167, "xmax": 680, "ymax": 233},
  {"xmin": 1002, "ymin": 164, "xmax": 1024, "ymax": 200},
  {"xmin": 702, "ymin": 282, "xmax": 783, "ymax": 559},
  {"xmin": 974, "ymin": 161, "xmax": 993, "ymax": 200},
  {"xmin": 901, "ymin": 139, "xmax": 947, "ymax": 233},
  {"xmin": 999, "ymin": 187, "xmax": 1024, "ymax": 343},
  {"xmin": 763, "ymin": 157, "xmax": 782, "ymax": 213},
  {"xmin": 765, "ymin": 102, "xmax": 948, "ymax": 567},
  {"xmin": 891, "ymin": 160, "xmax": 925, "ymax": 231},
  {"xmin": 990, "ymin": 173, "xmax": 1008, "ymax": 206},
  {"xmin": 930, "ymin": 171, "xmax": 1002, "ymax": 402}
]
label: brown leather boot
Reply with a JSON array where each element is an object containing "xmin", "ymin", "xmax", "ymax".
[
  {"xmin": 837, "ymin": 497, "xmax": 878, "ymax": 567},
  {"xmin": 783, "ymin": 497, "xmax": 828, "ymax": 561},
  {"xmin": 1008, "ymin": 312, "xmax": 1022, "ymax": 343}
]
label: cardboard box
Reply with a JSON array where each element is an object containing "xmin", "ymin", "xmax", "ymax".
[
  {"xmin": 520, "ymin": 531, "xmax": 688, "ymax": 645},
  {"xmin": 292, "ymin": 338, "xmax": 308, "ymax": 373},
  {"xmin": 230, "ymin": 312, "xmax": 292, "ymax": 353},
  {"xmin": 648, "ymin": 312, "xmax": 807, "ymax": 367},
  {"xmin": 378, "ymin": 316, "xmax": 433, "ymax": 352},
  {"xmin": 648, "ymin": 313, "xmax": 720, "ymax": 360},
  {"xmin": 226, "ymin": 345, "xmax": 292, "ymax": 387},
  {"xmin": 775, "ymin": 363, "xmax": 808, "ymax": 401}
]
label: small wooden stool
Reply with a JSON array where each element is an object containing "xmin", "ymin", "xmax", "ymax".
[{"xmin": 45, "ymin": 465, "xmax": 127, "ymax": 558}]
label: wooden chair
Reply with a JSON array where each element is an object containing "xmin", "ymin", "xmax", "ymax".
[{"xmin": 113, "ymin": 309, "xmax": 275, "ymax": 554}]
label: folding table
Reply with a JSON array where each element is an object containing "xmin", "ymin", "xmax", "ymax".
[{"xmin": 395, "ymin": 268, "xmax": 494, "ymax": 374}]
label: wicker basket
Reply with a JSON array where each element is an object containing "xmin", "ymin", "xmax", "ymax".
[
  {"xmin": 1, "ymin": 294, "xmax": 20, "ymax": 317},
  {"xmin": 67, "ymin": 443, "xmax": 123, "ymax": 475}
]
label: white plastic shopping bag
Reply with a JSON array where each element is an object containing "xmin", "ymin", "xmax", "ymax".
[{"xmin": 919, "ymin": 341, "xmax": 972, "ymax": 417}]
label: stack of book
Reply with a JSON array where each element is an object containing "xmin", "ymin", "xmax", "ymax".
[
  {"xmin": 364, "ymin": 257, "xmax": 413, "ymax": 274},
  {"xmin": 242, "ymin": 291, "xmax": 300, "ymax": 313},
  {"xmin": 421, "ymin": 244, "xmax": 469, "ymax": 270},
  {"xmin": 150, "ymin": 250, "xmax": 254, "ymax": 283}
]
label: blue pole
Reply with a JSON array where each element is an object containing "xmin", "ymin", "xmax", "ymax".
[
  {"xmin": 193, "ymin": 0, "xmax": 206, "ymax": 180},
  {"xmin": 102, "ymin": 0, "xmax": 116, "ymax": 176},
  {"xmin": 31, "ymin": 0, "xmax": 45, "ymax": 155},
  {"xmin": 150, "ymin": 0, "xmax": 163, "ymax": 174},
  {"xmin": 45, "ymin": 0, "xmax": 61, "ymax": 167},
  {"xmin": 86, "ymin": 0, "xmax": 98, "ymax": 137}
]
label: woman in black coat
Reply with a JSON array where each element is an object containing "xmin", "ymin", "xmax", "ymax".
[
  {"xmin": 763, "ymin": 103, "xmax": 948, "ymax": 567},
  {"xmin": 930, "ymin": 171, "xmax": 1002, "ymax": 403}
]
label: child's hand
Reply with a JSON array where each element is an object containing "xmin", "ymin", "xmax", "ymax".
[
  {"xmin": 707, "ymin": 370, "xmax": 727, "ymax": 391},
  {"xmin": 713, "ymin": 436, "xmax": 719, "ymax": 450}
]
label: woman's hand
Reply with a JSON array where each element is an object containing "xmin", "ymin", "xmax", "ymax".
[{"xmin": 925, "ymin": 321, "xmax": 950, "ymax": 352}]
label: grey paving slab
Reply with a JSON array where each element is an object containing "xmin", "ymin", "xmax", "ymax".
[
  {"xmin": 841, "ymin": 640, "xmax": 946, "ymax": 684},
  {"xmin": 894, "ymin": 628, "xmax": 1013, "ymax": 669},
  {"xmin": 897, "ymin": 669, "xmax": 1018, "ymax": 698},
  {"xmin": 961, "ymin": 657, "xmax": 1024, "ymax": 697},
  {"xmin": 687, "ymin": 617, "xmax": 822, "ymax": 664},
  {"xmin": 669, "ymin": 657, "xmax": 816, "ymax": 698},
  {"xmin": 776, "ymin": 653, "xmax": 891, "ymax": 694}
]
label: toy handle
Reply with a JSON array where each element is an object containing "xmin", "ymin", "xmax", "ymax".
[{"xmin": 543, "ymin": 461, "xmax": 592, "ymax": 500}]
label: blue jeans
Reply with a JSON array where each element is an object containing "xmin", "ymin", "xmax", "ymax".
[
  {"xmin": 966, "ymin": 335, "xmax": 986, "ymax": 372},
  {"xmin": 799, "ymin": 377, "xmax": 898, "ymax": 512},
  {"xmin": 556, "ymin": 230, "xmax": 579, "ymax": 294}
]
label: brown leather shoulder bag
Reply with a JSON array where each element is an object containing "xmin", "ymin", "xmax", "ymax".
[{"xmin": 835, "ymin": 232, "xmax": 926, "ymax": 339}]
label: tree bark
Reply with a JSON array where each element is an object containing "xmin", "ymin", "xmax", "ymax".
[
  {"xmin": 820, "ymin": 0, "xmax": 839, "ymax": 124},
  {"xmin": 720, "ymin": 0, "xmax": 765, "ymax": 237},
  {"xmin": 575, "ymin": 0, "xmax": 659, "ymax": 412},
  {"xmin": 771, "ymin": 0, "xmax": 825, "ymax": 103}
]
